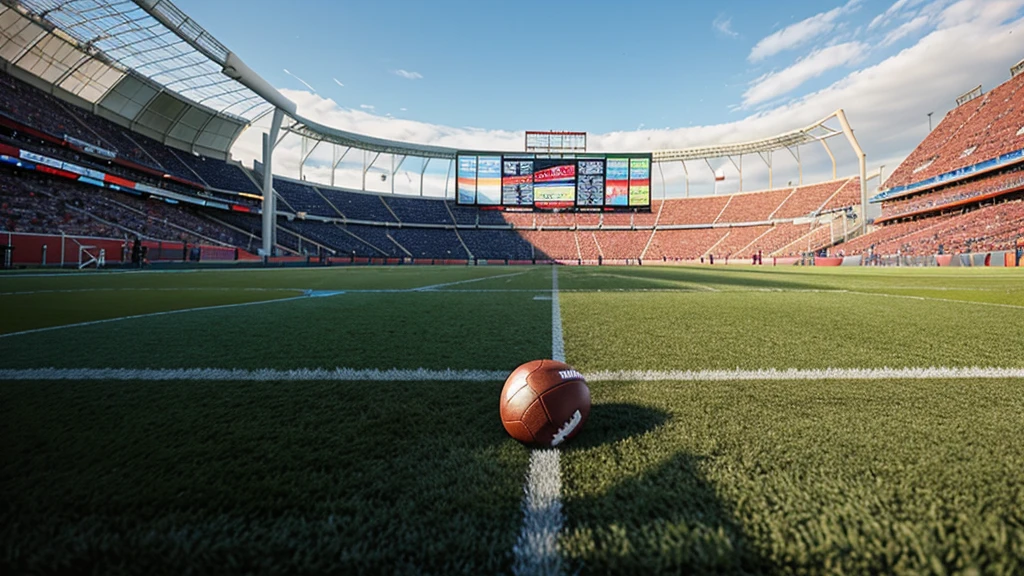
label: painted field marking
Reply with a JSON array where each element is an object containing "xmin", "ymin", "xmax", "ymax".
[
  {"xmin": 0, "ymin": 287, "xmax": 308, "ymax": 296},
  {"xmin": 413, "ymin": 270, "xmax": 529, "ymax": 291},
  {"xmin": 845, "ymin": 290, "xmax": 1024, "ymax": 310},
  {"xmin": 0, "ymin": 294, "xmax": 309, "ymax": 340},
  {"xmin": 513, "ymin": 265, "xmax": 566, "ymax": 576},
  {"xmin": 2, "ymin": 366, "xmax": 1021, "ymax": 382}
]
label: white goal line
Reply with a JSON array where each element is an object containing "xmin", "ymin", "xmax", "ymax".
[{"xmin": 1, "ymin": 366, "xmax": 1022, "ymax": 382}]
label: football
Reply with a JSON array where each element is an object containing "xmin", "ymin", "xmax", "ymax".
[{"xmin": 500, "ymin": 359, "xmax": 591, "ymax": 447}]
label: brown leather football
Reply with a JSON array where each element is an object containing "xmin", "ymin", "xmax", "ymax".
[{"xmin": 500, "ymin": 359, "xmax": 591, "ymax": 447}]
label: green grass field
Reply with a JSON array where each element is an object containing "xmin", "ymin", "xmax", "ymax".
[{"xmin": 2, "ymin": 265, "xmax": 1023, "ymax": 574}]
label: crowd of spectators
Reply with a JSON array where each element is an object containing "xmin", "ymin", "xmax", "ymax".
[
  {"xmin": 884, "ymin": 71, "xmax": 1024, "ymax": 189},
  {"xmin": 880, "ymin": 168, "xmax": 1024, "ymax": 219}
]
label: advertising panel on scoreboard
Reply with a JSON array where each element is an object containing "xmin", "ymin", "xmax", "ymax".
[
  {"xmin": 533, "ymin": 159, "xmax": 576, "ymax": 208},
  {"xmin": 605, "ymin": 158, "xmax": 629, "ymax": 206},
  {"xmin": 476, "ymin": 156, "xmax": 501, "ymax": 205},
  {"xmin": 628, "ymin": 157, "xmax": 651, "ymax": 207},
  {"xmin": 456, "ymin": 155, "xmax": 477, "ymax": 204},
  {"xmin": 502, "ymin": 160, "xmax": 534, "ymax": 206},
  {"xmin": 576, "ymin": 159, "xmax": 605, "ymax": 206}
]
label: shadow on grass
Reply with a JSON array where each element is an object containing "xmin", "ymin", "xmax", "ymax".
[
  {"xmin": 566, "ymin": 265, "xmax": 826, "ymax": 292},
  {"xmin": 568, "ymin": 402, "xmax": 670, "ymax": 449},
  {"xmin": 561, "ymin": 403, "xmax": 768, "ymax": 573},
  {"xmin": 561, "ymin": 451, "xmax": 767, "ymax": 574}
]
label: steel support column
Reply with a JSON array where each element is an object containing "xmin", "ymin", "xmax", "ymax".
[
  {"xmin": 420, "ymin": 158, "xmax": 431, "ymax": 197},
  {"xmin": 680, "ymin": 160, "xmax": 689, "ymax": 197},
  {"xmin": 261, "ymin": 107, "xmax": 284, "ymax": 258},
  {"xmin": 820, "ymin": 139, "xmax": 837, "ymax": 180},
  {"xmin": 835, "ymin": 109, "xmax": 868, "ymax": 235},
  {"xmin": 330, "ymin": 145, "xmax": 352, "ymax": 187}
]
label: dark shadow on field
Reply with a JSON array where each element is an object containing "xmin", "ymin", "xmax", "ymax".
[
  {"xmin": 561, "ymin": 451, "xmax": 769, "ymax": 575},
  {"xmin": 0, "ymin": 378, "xmax": 528, "ymax": 575},
  {"xmin": 568, "ymin": 403, "xmax": 670, "ymax": 449},
  {"xmin": 575, "ymin": 265, "xmax": 824, "ymax": 292}
]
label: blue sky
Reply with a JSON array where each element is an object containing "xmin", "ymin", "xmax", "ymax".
[
  {"xmin": 172, "ymin": 0, "xmax": 1024, "ymax": 196},
  {"xmin": 178, "ymin": 0, "xmax": 919, "ymax": 132}
]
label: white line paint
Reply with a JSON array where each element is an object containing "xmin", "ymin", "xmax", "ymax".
[
  {"xmin": 512, "ymin": 449, "xmax": 564, "ymax": 576},
  {"xmin": 551, "ymin": 267, "xmax": 565, "ymax": 363},
  {"xmin": 585, "ymin": 366, "xmax": 1024, "ymax": 381},
  {"xmin": 0, "ymin": 295, "xmax": 309, "ymax": 340},
  {"xmin": 845, "ymin": 290, "xmax": 1024, "ymax": 311},
  {"xmin": 0, "ymin": 367, "xmax": 508, "ymax": 381},
  {"xmin": 0, "ymin": 287, "xmax": 307, "ymax": 296},
  {"xmin": 412, "ymin": 270, "xmax": 528, "ymax": 291},
  {"xmin": 1, "ymin": 366, "xmax": 1021, "ymax": 383},
  {"xmin": 512, "ymin": 265, "xmax": 568, "ymax": 576}
]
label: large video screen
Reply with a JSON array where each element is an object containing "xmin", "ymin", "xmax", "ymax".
[
  {"xmin": 456, "ymin": 153, "xmax": 650, "ymax": 210},
  {"xmin": 605, "ymin": 158, "xmax": 629, "ymax": 207},
  {"xmin": 503, "ymin": 160, "xmax": 534, "ymax": 206},
  {"xmin": 576, "ymin": 160, "xmax": 605, "ymax": 206},
  {"xmin": 477, "ymin": 156, "xmax": 501, "ymax": 205},
  {"xmin": 533, "ymin": 159, "xmax": 576, "ymax": 208},
  {"xmin": 457, "ymin": 156, "xmax": 477, "ymax": 204},
  {"xmin": 628, "ymin": 158, "xmax": 650, "ymax": 207}
]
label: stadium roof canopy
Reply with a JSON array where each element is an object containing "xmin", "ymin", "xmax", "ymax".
[
  {"xmin": 0, "ymin": 0, "xmax": 865, "ymax": 173},
  {"xmin": 0, "ymin": 0, "xmax": 295, "ymax": 159}
]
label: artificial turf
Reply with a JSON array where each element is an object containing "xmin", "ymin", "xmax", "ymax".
[
  {"xmin": 1, "ymin": 264, "xmax": 1023, "ymax": 574},
  {"xmin": 560, "ymin": 378, "xmax": 1024, "ymax": 574}
]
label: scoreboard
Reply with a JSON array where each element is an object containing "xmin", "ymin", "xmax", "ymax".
[{"xmin": 456, "ymin": 153, "xmax": 651, "ymax": 210}]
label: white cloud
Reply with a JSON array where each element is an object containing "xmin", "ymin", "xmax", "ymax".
[
  {"xmin": 881, "ymin": 14, "xmax": 931, "ymax": 44},
  {"xmin": 749, "ymin": 0, "xmax": 861, "ymax": 62},
  {"xmin": 282, "ymin": 68, "xmax": 317, "ymax": 93},
  {"xmin": 394, "ymin": 69, "xmax": 423, "ymax": 80},
  {"xmin": 234, "ymin": 0, "xmax": 1024, "ymax": 198},
  {"xmin": 713, "ymin": 14, "xmax": 739, "ymax": 38},
  {"xmin": 359, "ymin": 104, "xmax": 375, "ymax": 110},
  {"xmin": 743, "ymin": 42, "xmax": 867, "ymax": 108},
  {"xmin": 332, "ymin": 78, "xmax": 345, "ymax": 87},
  {"xmin": 400, "ymin": 107, "xmax": 407, "ymax": 111},
  {"xmin": 868, "ymin": 0, "xmax": 929, "ymax": 29}
]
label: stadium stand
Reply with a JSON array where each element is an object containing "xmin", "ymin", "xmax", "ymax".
[
  {"xmin": 171, "ymin": 150, "xmax": 261, "ymax": 195},
  {"xmin": 458, "ymin": 228, "xmax": 535, "ymax": 260},
  {"xmin": 383, "ymin": 196, "xmax": 453, "ymax": 225},
  {"xmin": 657, "ymin": 196, "xmax": 731, "ymax": 226},
  {"xmin": 716, "ymin": 188, "xmax": 793, "ymax": 223},
  {"xmin": 8, "ymin": 47, "xmax": 1019, "ymax": 266},
  {"xmin": 772, "ymin": 177, "xmax": 858, "ymax": 219},
  {"xmin": 1, "ymin": 168, "xmax": 241, "ymax": 246},
  {"xmin": 879, "ymin": 168, "xmax": 1024, "ymax": 220},
  {"xmin": 883, "ymin": 71, "xmax": 1024, "ymax": 190}
]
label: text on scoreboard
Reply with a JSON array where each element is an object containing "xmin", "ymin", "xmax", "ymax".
[{"xmin": 457, "ymin": 153, "xmax": 652, "ymax": 209}]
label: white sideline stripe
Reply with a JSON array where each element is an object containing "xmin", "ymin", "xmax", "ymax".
[
  {"xmin": 1, "ymin": 366, "xmax": 1021, "ymax": 382},
  {"xmin": 0, "ymin": 295, "xmax": 309, "ymax": 340},
  {"xmin": 585, "ymin": 366, "xmax": 1024, "ymax": 381},
  {"xmin": 412, "ymin": 270, "xmax": 528, "ymax": 291},
  {"xmin": 551, "ymin": 267, "xmax": 565, "ymax": 363},
  {"xmin": 512, "ymin": 449, "xmax": 564, "ymax": 576},
  {"xmin": 845, "ymin": 290, "xmax": 1024, "ymax": 310},
  {"xmin": 0, "ymin": 287, "xmax": 307, "ymax": 296},
  {"xmin": 512, "ymin": 266, "xmax": 568, "ymax": 576},
  {"xmin": 0, "ymin": 367, "xmax": 508, "ymax": 381}
]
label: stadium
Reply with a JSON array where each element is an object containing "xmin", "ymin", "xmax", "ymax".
[{"xmin": 1, "ymin": 0, "xmax": 1023, "ymax": 574}]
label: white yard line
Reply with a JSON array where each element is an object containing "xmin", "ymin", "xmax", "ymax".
[
  {"xmin": 513, "ymin": 266, "xmax": 567, "ymax": 576},
  {"xmin": 585, "ymin": 366, "xmax": 1024, "ymax": 381},
  {"xmin": 845, "ymin": 290, "xmax": 1024, "ymax": 311},
  {"xmin": 0, "ymin": 295, "xmax": 309, "ymax": 340},
  {"xmin": 0, "ymin": 367, "xmax": 508, "ymax": 381},
  {"xmin": 411, "ymin": 270, "xmax": 529, "ymax": 291},
  {"xmin": 0, "ymin": 287, "xmax": 307, "ymax": 296},
  {"xmin": 2, "ymin": 365, "xmax": 1021, "ymax": 383}
]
